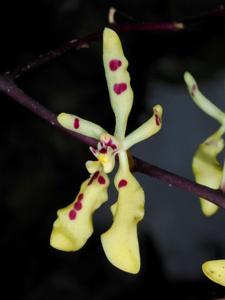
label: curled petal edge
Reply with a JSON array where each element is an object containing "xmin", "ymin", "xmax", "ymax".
[
  {"xmin": 50, "ymin": 170, "xmax": 109, "ymax": 251},
  {"xmin": 192, "ymin": 131, "xmax": 224, "ymax": 216}
]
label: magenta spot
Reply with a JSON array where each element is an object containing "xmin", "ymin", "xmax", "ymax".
[
  {"xmin": 192, "ymin": 84, "xmax": 197, "ymax": 91},
  {"xmin": 191, "ymin": 84, "xmax": 197, "ymax": 97},
  {"xmin": 113, "ymin": 83, "xmax": 127, "ymax": 95},
  {"xmin": 74, "ymin": 201, "xmax": 82, "ymax": 211},
  {"xmin": 155, "ymin": 114, "xmax": 161, "ymax": 126},
  {"xmin": 99, "ymin": 148, "xmax": 107, "ymax": 154},
  {"xmin": 78, "ymin": 193, "xmax": 84, "ymax": 201},
  {"xmin": 98, "ymin": 176, "xmax": 106, "ymax": 185},
  {"xmin": 69, "ymin": 209, "xmax": 77, "ymax": 220},
  {"xmin": 118, "ymin": 179, "xmax": 128, "ymax": 188},
  {"xmin": 74, "ymin": 118, "xmax": 80, "ymax": 129},
  {"xmin": 88, "ymin": 171, "xmax": 100, "ymax": 185},
  {"xmin": 109, "ymin": 59, "xmax": 122, "ymax": 71},
  {"xmin": 106, "ymin": 139, "xmax": 117, "ymax": 150}
]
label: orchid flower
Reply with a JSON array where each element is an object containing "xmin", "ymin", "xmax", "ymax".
[
  {"xmin": 50, "ymin": 28, "xmax": 163, "ymax": 274},
  {"xmin": 184, "ymin": 73, "xmax": 225, "ymax": 287},
  {"xmin": 184, "ymin": 72, "xmax": 225, "ymax": 216}
]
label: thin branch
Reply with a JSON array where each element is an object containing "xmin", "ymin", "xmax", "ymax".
[
  {"xmin": 9, "ymin": 20, "xmax": 182, "ymax": 80},
  {"xmin": 0, "ymin": 75, "xmax": 97, "ymax": 147},
  {"xmin": 112, "ymin": 22, "xmax": 183, "ymax": 32},
  {"xmin": 180, "ymin": 4, "xmax": 225, "ymax": 23},
  {"xmin": 133, "ymin": 157, "xmax": 225, "ymax": 210},
  {"xmin": 7, "ymin": 6, "xmax": 225, "ymax": 80},
  {"xmin": 9, "ymin": 31, "xmax": 102, "ymax": 80},
  {"xmin": 1, "ymin": 75, "xmax": 225, "ymax": 208}
]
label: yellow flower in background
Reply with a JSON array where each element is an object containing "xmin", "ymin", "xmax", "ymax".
[
  {"xmin": 50, "ymin": 28, "xmax": 163, "ymax": 274},
  {"xmin": 185, "ymin": 72, "xmax": 225, "ymax": 288},
  {"xmin": 184, "ymin": 72, "xmax": 225, "ymax": 216},
  {"xmin": 202, "ymin": 260, "xmax": 225, "ymax": 287}
]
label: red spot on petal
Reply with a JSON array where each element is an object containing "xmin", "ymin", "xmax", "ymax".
[
  {"xmin": 98, "ymin": 176, "xmax": 106, "ymax": 185},
  {"xmin": 113, "ymin": 83, "xmax": 127, "ymax": 95},
  {"xmin": 74, "ymin": 201, "xmax": 82, "ymax": 211},
  {"xmin": 69, "ymin": 209, "xmax": 77, "ymax": 220},
  {"xmin": 191, "ymin": 84, "xmax": 197, "ymax": 97},
  {"xmin": 88, "ymin": 171, "xmax": 100, "ymax": 185},
  {"xmin": 74, "ymin": 118, "xmax": 80, "ymax": 129},
  {"xmin": 118, "ymin": 179, "xmax": 128, "ymax": 188},
  {"xmin": 155, "ymin": 114, "xmax": 161, "ymax": 126},
  {"xmin": 109, "ymin": 59, "xmax": 122, "ymax": 71},
  {"xmin": 99, "ymin": 148, "xmax": 107, "ymax": 154},
  {"xmin": 106, "ymin": 139, "xmax": 117, "ymax": 150},
  {"xmin": 78, "ymin": 193, "xmax": 84, "ymax": 201}
]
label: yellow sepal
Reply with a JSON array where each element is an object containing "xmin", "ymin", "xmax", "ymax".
[
  {"xmin": 202, "ymin": 260, "xmax": 225, "ymax": 287},
  {"xmin": 57, "ymin": 113, "xmax": 106, "ymax": 139},
  {"xmin": 124, "ymin": 105, "xmax": 163, "ymax": 149},
  {"xmin": 192, "ymin": 131, "xmax": 224, "ymax": 216},
  {"xmin": 184, "ymin": 72, "xmax": 225, "ymax": 124},
  {"xmin": 50, "ymin": 171, "xmax": 109, "ymax": 251},
  {"xmin": 101, "ymin": 164, "xmax": 144, "ymax": 274},
  {"xmin": 103, "ymin": 28, "xmax": 133, "ymax": 140}
]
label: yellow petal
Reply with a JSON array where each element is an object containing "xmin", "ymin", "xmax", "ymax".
[
  {"xmin": 101, "ymin": 165, "xmax": 144, "ymax": 274},
  {"xmin": 57, "ymin": 113, "xmax": 106, "ymax": 139},
  {"xmin": 50, "ymin": 171, "xmax": 109, "ymax": 251},
  {"xmin": 85, "ymin": 160, "xmax": 101, "ymax": 174},
  {"xmin": 124, "ymin": 105, "xmax": 163, "ymax": 150},
  {"xmin": 103, "ymin": 28, "xmax": 133, "ymax": 140},
  {"xmin": 202, "ymin": 260, "xmax": 225, "ymax": 287},
  {"xmin": 184, "ymin": 72, "xmax": 225, "ymax": 125},
  {"xmin": 192, "ymin": 131, "xmax": 224, "ymax": 216}
]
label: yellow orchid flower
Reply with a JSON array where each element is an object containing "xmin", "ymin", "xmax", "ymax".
[
  {"xmin": 50, "ymin": 28, "xmax": 163, "ymax": 274},
  {"xmin": 184, "ymin": 72, "xmax": 225, "ymax": 216},
  {"xmin": 184, "ymin": 73, "xmax": 225, "ymax": 287}
]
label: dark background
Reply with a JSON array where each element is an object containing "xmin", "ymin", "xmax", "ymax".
[{"xmin": 1, "ymin": 0, "xmax": 225, "ymax": 299}]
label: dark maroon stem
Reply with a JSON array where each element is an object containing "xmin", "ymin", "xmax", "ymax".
[
  {"xmin": 8, "ymin": 5, "xmax": 225, "ymax": 80},
  {"xmin": 180, "ymin": 4, "xmax": 225, "ymax": 23},
  {"xmin": 0, "ymin": 75, "xmax": 97, "ymax": 147},
  {"xmin": 1, "ymin": 75, "xmax": 225, "ymax": 208},
  {"xmin": 9, "ymin": 22, "xmax": 183, "ymax": 80},
  {"xmin": 112, "ymin": 22, "xmax": 183, "ymax": 32},
  {"xmin": 133, "ymin": 157, "xmax": 225, "ymax": 210},
  {"xmin": 9, "ymin": 31, "xmax": 102, "ymax": 80},
  {"xmin": 8, "ymin": 6, "xmax": 225, "ymax": 80}
]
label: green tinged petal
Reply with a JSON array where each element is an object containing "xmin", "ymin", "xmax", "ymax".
[
  {"xmin": 50, "ymin": 171, "xmax": 109, "ymax": 251},
  {"xmin": 184, "ymin": 72, "xmax": 225, "ymax": 125}
]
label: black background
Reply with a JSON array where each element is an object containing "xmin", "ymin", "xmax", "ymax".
[{"xmin": 1, "ymin": 0, "xmax": 225, "ymax": 299}]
